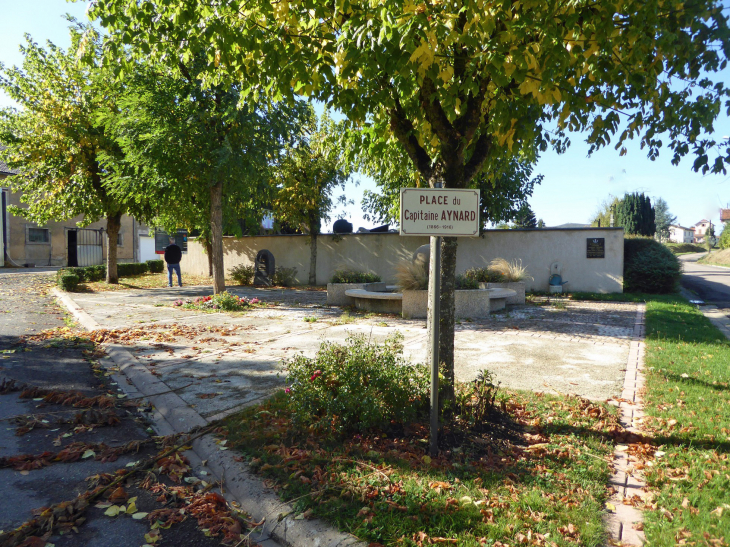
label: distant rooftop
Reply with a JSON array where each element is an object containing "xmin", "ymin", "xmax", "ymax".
[
  {"xmin": 552, "ymin": 223, "xmax": 591, "ymax": 229},
  {"xmin": 721, "ymin": 209, "xmax": 730, "ymax": 222},
  {"xmin": 0, "ymin": 145, "xmax": 19, "ymax": 176}
]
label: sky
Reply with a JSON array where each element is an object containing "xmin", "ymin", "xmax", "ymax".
[{"xmin": 2, "ymin": 1, "xmax": 730, "ymax": 232}]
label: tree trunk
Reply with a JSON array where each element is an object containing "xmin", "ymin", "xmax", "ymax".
[
  {"xmin": 106, "ymin": 212, "xmax": 122, "ymax": 285},
  {"xmin": 438, "ymin": 236, "xmax": 458, "ymax": 402},
  {"xmin": 206, "ymin": 239, "xmax": 213, "ymax": 277},
  {"xmin": 210, "ymin": 182, "xmax": 225, "ymax": 294},
  {"xmin": 309, "ymin": 233, "xmax": 317, "ymax": 286}
]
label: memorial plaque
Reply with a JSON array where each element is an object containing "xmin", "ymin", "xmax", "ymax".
[
  {"xmin": 587, "ymin": 237, "xmax": 605, "ymax": 259},
  {"xmin": 155, "ymin": 229, "xmax": 188, "ymax": 254}
]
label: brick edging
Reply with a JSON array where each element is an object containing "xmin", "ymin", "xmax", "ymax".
[{"xmin": 604, "ymin": 303, "xmax": 647, "ymax": 545}]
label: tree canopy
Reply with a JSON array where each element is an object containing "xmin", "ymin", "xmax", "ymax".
[
  {"xmin": 90, "ymin": 0, "xmax": 730, "ymax": 396},
  {"xmin": 272, "ymin": 111, "xmax": 351, "ymax": 284},
  {"xmin": 0, "ymin": 24, "xmax": 134, "ymax": 283},
  {"xmin": 614, "ymin": 192, "xmax": 656, "ymax": 237},
  {"xmin": 653, "ymin": 197, "xmax": 677, "ymax": 240}
]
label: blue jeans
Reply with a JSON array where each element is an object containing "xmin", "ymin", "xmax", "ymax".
[{"xmin": 167, "ymin": 263, "xmax": 182, "ymax": 287}]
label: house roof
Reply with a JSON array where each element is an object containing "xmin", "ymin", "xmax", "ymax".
[
  {"xmin": 721, "ymin": 209, "xmax": 730, "ymax": 222},
  {"xmin": 0, "ymin": 146, "xmax": 19, "ymax": 176},
  {"xmin": 694, "ymin": 219, "xmax": 710, "ymax": 226},
  {"xmin": 669, "ymin": 224, "xmax": 693, "ymax": 231}
]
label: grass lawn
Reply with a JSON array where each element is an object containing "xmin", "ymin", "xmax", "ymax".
[
  {"xmin": 640, "ymin": 297, "xmax": 730, "ymax": 546},
  {"xmin": 224, "ymin": 389, "xmax": 622, "ymax": 546},
  {"xmin": 698, "ymin": 248, "xmax": 730, "ymax": 267}
]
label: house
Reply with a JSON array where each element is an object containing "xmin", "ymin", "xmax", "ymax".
[
  {"xmin": 1, "ymin": 147, "xmax": 138, "ymax": 267},
  {"xmin": 668, "ymin": 224, "xmax": 695, "ymax": 244},
  {"xmin": 721, "ymin": 209, "xmax": 730, "ymax": 222},
  {"xmin": 692, "ymin": 219, "xmax": 713, "ymax": 243}
]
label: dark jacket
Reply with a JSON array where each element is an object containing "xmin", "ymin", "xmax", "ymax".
[{"xmin": 164, "ymin": 244, "xmax": 182, "ymax": 265}]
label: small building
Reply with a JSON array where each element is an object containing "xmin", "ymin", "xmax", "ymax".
[
  {"xmin": 692, "ymin": 219, "xmax": 713, "ymax": 243},
  {"xmin": 668, "ymin": 225, "xmax": 695, "ymax": 244},
  {"xmin": 1, "ymin": 147, "xmax": 138, "ymax": 267},
  {"xmin": 721, "ymin": 208, "xmax": 730, "ymax": 222}
]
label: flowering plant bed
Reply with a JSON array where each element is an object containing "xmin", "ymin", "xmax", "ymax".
[{"xmin": 173, "ymin": 291, "xmax": 263, "ymax": 311}]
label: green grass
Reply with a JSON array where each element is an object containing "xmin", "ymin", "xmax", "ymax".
[
  {"xmin": 664, "ymin": 242, "xmax": 706, "ymax": 254},
  {"xmin": 224, "ymin": 391, "xmax": 619, "ymax": 546},
  {"xmin": 641, "ymin": 296, "xmax": 730, "ymax": 545}
]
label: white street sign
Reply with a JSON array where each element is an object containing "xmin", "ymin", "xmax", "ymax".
[{"xmin": 400, "ymin": 188, "xmax": 480, "ymax": 237}]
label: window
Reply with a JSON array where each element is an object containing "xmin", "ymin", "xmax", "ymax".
[
  {"xmin": 117, "ymin": 233, "xmax": 124, "ymax": 246},
  {"xmin": 26, "ymin": 227, "xmax": 50, "ymax": 244}
]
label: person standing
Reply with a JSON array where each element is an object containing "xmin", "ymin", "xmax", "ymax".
[{"xmin": 164, "ymin": 241, "xmax": 183, "ymax": 287}]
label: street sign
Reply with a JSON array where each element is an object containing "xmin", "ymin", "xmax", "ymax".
[{"xmin": 400, "ymin": 188, "xmax": 480, "ymax": 237}]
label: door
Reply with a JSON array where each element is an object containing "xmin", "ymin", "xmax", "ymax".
[{"xmin": 67, "ymin": 230, "xmax": 78, "ymax": 267}]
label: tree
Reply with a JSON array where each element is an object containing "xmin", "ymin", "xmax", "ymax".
[
  {"xmin": 537, "ymin": 219, "xmax": 546, "ymax": 229},
  {"xmin": 591, "ymin": 195, "xmax": 620, "ymax": 228},
  {"xmin": 719, "ymin": 222, "xmax": 730, "ymax": 250},
  {"xmin": 513, "ymin": 204, "xmax": 538, "ymax": 229},
  {"xmin": 359, "ymin": 142, "xmax": 542, "ymax": 231},
  {"xmin": 100, "ymin": 61, "xmax": 308, "ymax": 293},
  {"xmin": 92, "ymin": 0, "xmax": 730, "ymax": 401},
  {"xmin": 653, "ymin": 198, "xmax": 677, "ymax": 241},
  {"xmin": 614, "ymin": 193, "xmax": 656, "ymax": 237},
  {"xmin": 272, "ymin": 111, "xmax": 351, "ymax": 285},
  {"xmin": 706, "ymin": 223, "xmax": 716, "ymax": 252},
  {"xmin": 0, "ymin": 25, "xmax": 135, "ymax": 283}
]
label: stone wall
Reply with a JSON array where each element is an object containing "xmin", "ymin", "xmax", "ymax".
[{"xmin": 180, "ymin": 228, "xmax": 624, "ymax": 293}]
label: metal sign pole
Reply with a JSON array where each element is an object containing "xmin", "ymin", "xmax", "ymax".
[{"xmin": 428, "ymin": 234, "xmax": 441, "ymax": 457}]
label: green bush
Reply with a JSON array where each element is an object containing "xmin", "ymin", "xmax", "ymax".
[
  {"xmin": 58, "ymin": 273, "xmax": 80, "ymax": 292},
  {"xmin": 117, "ymin": 262, "xmax": 149, "ymax": 277},
  {"xmin": 146, "ymin": 260, "xmax": 164, "ymax": 274},
  {"xmin": 719, "ymin": 222, "xmax": 730, "ymax": 250},
  {"xmin": 229, "ymin": 264, "xmax": 256, "ymax": 285},
  {"xmin": 455, "ymin": 274, "xmax": 479, "ymax": 290},
  {"xmin": 454, "ymin": 371, "xmax": 500, "ymax": 427},
  {"xmin": 624, "ymin": 237, "xmax": 681, "ymax": 293},
  {"xmin": 330, "ymin": 269, "xmax": 381, "ymax": 284},
  {"xmin": 665, "ymin": 242, "xmax": 706, "ymax": 254},
  {"xmin": 272, "ymin": 266, "xmax": 298, "ymax": 287},
  {"xmin": 284, "ymin": 334, "xmax": 429, "ymax": 435},
  {"xmin": 462, "ymin": 267, "xmax": 505, "ymax": 283}
]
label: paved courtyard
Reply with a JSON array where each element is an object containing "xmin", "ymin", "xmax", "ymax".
[{"xmin": 62, "ymin": 285, "xmax": 639, "ymax": 421}]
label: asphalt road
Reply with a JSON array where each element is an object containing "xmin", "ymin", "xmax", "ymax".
[
  {"xmin": 0, "ymin": 273, "xmax": 226, "ymax": 547},
  {"xmin": 679, "ymin": 253, "xmax": 730, "ymax": 309}
]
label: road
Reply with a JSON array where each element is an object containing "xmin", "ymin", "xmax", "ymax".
[
  {"xmin": 679, "ymin": 252, "xmax": 730, "ymax": 310},
  {"xmin": 0, "ymin": 272, "xmax": 236, "ymax": 547}
]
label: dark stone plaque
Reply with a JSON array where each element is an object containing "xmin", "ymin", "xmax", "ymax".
[{"xmin": 587, "ymin": 238, "xmax": 605, "ymax": 259}]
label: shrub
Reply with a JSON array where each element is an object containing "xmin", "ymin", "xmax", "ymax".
[
  {"xmin": 395, "ymin": 261, "xmax": 428, "ymax": 291},
  {"xmin": 284, "ymin": 333, "xmax": 429, "ymax": 435},
  {"xmin": 489, "ymin": 258, "xmax": 533, "ymax": 282},
  {"xmin": 272, "ymin": 266, "xmax": 298, "ymax": 287},
  {"xmin": 624, "ymin": 237, "xmax": 681, "ymax": 293},
  {"xmin": 455, "ymin": 274, "xmax": 479, "ymax": 290},
  {"xmin": 453, "ymin": 371, "xmax": 500, "ymax": 427},
  {"xmin": 462, "ymin": 267, "xmax": 505, "ymax": 283},
  {"xmin": 229, "ymin": 264, "xmax": 256, "ymax": 285},
  {"xmin": 330, "ymin": 269, "xmax": 381, "ymax": 284},
  {"xmin": 146, "ymin": 260, "xmax": 164, "ymax": 274},
  {"xmin": 176, "ymin": 291, "xmax": 260, "ymax": 311},
  {"xmin": 719, "ymin": 222, "xmax": 730, "ymax": 250},
  {"xmin": 58, "ymin": 273, "xmax": 80, "ymax": 292},
  {"xmin": 117, "ymin": 262, "xmax": 149, "ymax": 277},
  {"xmin": 86, "ymin": 265, "xmax": 106, "ymax": 282}
]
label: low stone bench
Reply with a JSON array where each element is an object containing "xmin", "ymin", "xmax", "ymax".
[
  {"xmin": 401, "ymin": 288, "xmax": 517, "ymax": 319},
  {"xmin": 486, "ymin": 288, "xmax": 515, "ymax": 312},
  {"xmin": 344, "ymin": 288, "xmax": 403, "ymax": 314}
]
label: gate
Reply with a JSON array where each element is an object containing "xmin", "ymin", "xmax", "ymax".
[{"xmin": 67, "ymin": 228, "xmax": 103, "ymax": 267}]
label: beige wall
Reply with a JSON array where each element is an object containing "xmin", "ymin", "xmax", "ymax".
[
  {"xmin": 1, "ymin": 187, "xmax": 136, "ymax": 267},
  {"xmin": 181, "ymin": 228, "xmax": 624, "ymax": 293}
]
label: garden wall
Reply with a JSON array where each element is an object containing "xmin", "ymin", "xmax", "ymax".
[{"xmin": 180, "ymin": 228, "xmax": 624, "ymax": 293}]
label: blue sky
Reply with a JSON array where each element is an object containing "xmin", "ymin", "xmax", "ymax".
[{"xmin": 2, "ymin": 1, "xmax": 729, "ymax": 232}]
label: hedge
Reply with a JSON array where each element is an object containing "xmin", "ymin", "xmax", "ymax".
[{"xmin": 624, "ymin": 237, "xmax": 682, "ymax": 294}]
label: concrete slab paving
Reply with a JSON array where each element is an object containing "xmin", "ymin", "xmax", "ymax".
[{"xmin": 65, "ymin": 286, "xmax": 637, "ymax": 414}]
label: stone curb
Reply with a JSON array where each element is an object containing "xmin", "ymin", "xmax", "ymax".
[
  {"xmin": 604, "ymin": 303, "xmax": 647, "ymax": 546},
  {"xmin": 53, "ymin": 288, "xmax": 367, "ymax": 547}
]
